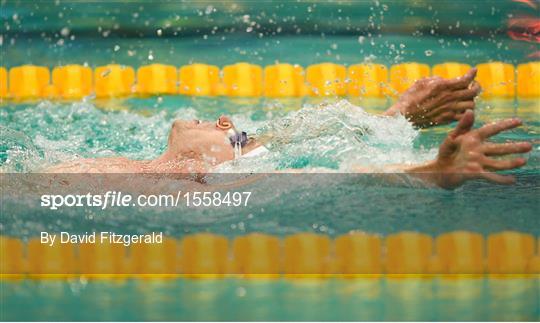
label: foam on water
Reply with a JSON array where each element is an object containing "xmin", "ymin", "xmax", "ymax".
[
  {"xmin": 1, "ymin": 100, "xmax": 171, "ymax": 172},
  {"xmin": 1, "ymin": 99, "xmax": 539, "ymax": 237},
  {"xmin": 216, "ymin": 100, "xmax": 435, "ymax": 173},
  {"xmin": 0, "ymin": 126, "xmax": 42, "ymax": 172},
  {"xmin": 1, "ymin": 99, "xmax": 436, "ymax": 173}
]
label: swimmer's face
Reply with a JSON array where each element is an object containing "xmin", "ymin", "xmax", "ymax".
[{"xmin": 167, "ymin": 116, "xmax": 235, "ymax": 165}]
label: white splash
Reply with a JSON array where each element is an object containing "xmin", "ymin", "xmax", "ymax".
[
  {"xmin": 215, "ymin": 100, "xmax": 436, "ymax": 173},
  {"xmin": 1, "ymin": 99, "xmax": 437, "ymax": 174}
]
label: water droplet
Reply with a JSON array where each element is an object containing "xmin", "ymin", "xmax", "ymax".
[
  {"xmin": 60, "ymin": 27, "xmax": 70, "ymax": 37},
  {"xmin": 424, "ymin": 50, "xmax": 433, "ymax": 56},
  {"xmin": 236, "ymin": 287, "xmax": 246, "ymax": 297}
]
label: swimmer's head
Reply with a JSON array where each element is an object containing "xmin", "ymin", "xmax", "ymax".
[
  {"xmin": 166, "ymin": 115, "xmax": 253, "ymax": 165},
  {"xmin": 166, "ymin": 116, "xmax": 259, "ymax": 166}
]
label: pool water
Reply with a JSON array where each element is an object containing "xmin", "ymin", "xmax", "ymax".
[
  {"xmin": 1, "ymin": 98, "xmax": 539, "ymax": 237},
  {"xmin": 1, "ymin": 0, "xmax": 540, "ymax": 321},
  {"xmin": 2, "ymin": 278, "xmax": 539, "ymax": 321},
  {"xmin": 1, "ymin": 95, "xmax": 539, "ymax": 321}
]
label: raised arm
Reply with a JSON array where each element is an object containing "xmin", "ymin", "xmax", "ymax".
[
  {"xmin": 384, "ymin": 69, "xmax": 481, "ymax": 128},
  {"xmin": 213, "ymin": 111, "xmax": 530, "ymax": 190},
  {"xmin": 400, "ymin": 110, "xmax": 532, "ymax": 188}
]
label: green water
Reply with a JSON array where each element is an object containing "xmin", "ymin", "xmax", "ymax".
[
  {"xmin": 1, "ymin": 96, "xmax": 539, "ymax": 321},
  {"xmin": 2, "ymin": 1, "xmax": 538, "ymax": 67},
  {"xmin": 2, "ymin": 0, "xmax": 540, "ymax": 321},
  {"xmin": 2, "ymin": 278, "xmax": 539, "ymax": 321},
  {"xmin": 1, "ymin": 98, "xmax": 539, "ymax": 237}
]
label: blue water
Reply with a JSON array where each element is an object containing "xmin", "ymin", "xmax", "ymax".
[
  {"xmin": 1, "ymin": 98, "xmax": 539, "ymax": 237},
  {"xmin": 2, "ymin": 0, "xmax": 540, "ymax": 321},
  {"xmin": 2, "ymin": 278, "xmax": 539, "ymax": 321}
]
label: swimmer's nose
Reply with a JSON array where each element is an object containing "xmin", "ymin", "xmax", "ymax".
[{"xmin": 216, "ymin": 115, "xmax": 234, "ymax": 130}]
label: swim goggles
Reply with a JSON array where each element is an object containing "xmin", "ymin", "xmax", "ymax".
[
  {"xmin": 216, "ymin": 117, "xmax": 248, "ymax": 148},
  {"xmin": 228, "ymin": 130, "xmax": 248, "ymax": 148}
]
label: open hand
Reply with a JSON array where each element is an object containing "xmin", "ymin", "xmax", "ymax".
[
  {"xmin": 387, "ymin": 69, "xmax": 481, "ymax": 128},
  {"xmin": 434, "ymin": 110, "xmax": 532, "ymax": 188}
]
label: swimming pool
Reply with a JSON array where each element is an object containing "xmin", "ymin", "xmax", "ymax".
[
  {"xmin": 2, "ymin": 278, "xmax": 539, "ymax": 321},
  {"xmin": 1, "ymin": 1, "xmax": 539, "ymax": 321}
]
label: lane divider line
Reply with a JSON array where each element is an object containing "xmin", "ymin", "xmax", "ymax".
[{"xmin": 1, "ymin": 62, "xmax": 537, "ymax": 101}]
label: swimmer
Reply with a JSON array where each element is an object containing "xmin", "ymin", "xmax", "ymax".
[{"xmin": 46, "ymin": 70, "xmax": 532, "ymax": 189}]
